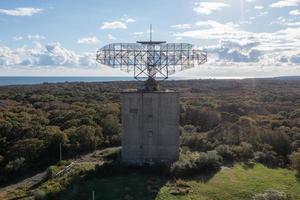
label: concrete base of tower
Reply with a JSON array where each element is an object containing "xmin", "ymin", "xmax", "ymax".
[{"xmin": 121, "ymin": 90, "xmax": 179, "ymax": 165}]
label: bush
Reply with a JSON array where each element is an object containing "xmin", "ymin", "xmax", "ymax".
[
  {"xmin": 252, "ymin": 189, "xmax": 291, "ymax": 200},
  {"xmin": 232, "ymin": 142, "xmax": 254, "ymax": 161},
  {"xmin": 33, "ymin": 189, "xmax": 46, "ymax": 200},
  {"xmin": 254, "ymin": 151, "xmax": 277, "ymax": 167},
  {"xmin": 216, "ymin": 145, "xmax": 235, "ymax": 162},
  {"xmin": 289, "ymin": 150, "xmax": 300, "ymax": 174},
  {"xmin": 170, "ymin": 150, "xmax": 222, "ymax": 177},
  {"xmin": 4, "ymin": 157, "xmax": 25, "ymax": 173}
]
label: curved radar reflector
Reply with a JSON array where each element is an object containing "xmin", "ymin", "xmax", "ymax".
[{"xmin": 96, "ymin": 42, "xmax": 207, "ymax": 80}]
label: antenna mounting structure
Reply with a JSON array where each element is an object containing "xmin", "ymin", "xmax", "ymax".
[{"xmin": 96, "ymin": 25, "xmax": 207, "ymax": 91}]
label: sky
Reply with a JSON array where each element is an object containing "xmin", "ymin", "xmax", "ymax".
[{"xmin": 0, "ymin": 0, "xmax": 300, "ymax": 77}]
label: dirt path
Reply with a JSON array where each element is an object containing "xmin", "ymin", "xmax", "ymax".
[
  {"xmin": 0, "ymin": 171, "xmax": 47, "ymax": 199},
  {"xmin": 0, "ymin": 147, "xmax": 120, "ymax": 199}
]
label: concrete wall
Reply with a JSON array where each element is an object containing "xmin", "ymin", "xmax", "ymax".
[{"xmin": 122, "ymin": 91, "xmax": 179, "ymax": 164}]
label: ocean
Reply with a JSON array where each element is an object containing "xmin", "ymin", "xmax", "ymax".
[{"xmin": 0, "ymin": 76, "xmax": 136, "ymax": 86}]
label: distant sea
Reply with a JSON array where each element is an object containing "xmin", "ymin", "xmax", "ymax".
[
  {"xmin": 0, "ymin": 76, "xmax": 137, "ymax": 86},
  {"xmin": 0, "ymin": 76, "xmax": 205, "ymax": 86},
  {"xmin": 1, "ymin": 76, "xmax": 298, "ymax": 86}
]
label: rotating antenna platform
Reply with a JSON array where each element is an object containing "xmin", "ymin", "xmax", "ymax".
[{"xmin": 96, "ymin": 25, "xmax": 207, "ymax": 91}]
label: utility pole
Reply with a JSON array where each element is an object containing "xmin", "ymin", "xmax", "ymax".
[
  {"xmin": 59, "ymin": 143, "xmax": 62, "ymax": 161},
  {"xmin": 92, "ymin": 190, "xmax": 95, "ymax": 200}
]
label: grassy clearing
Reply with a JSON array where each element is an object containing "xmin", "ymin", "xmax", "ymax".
[
  {"xmin": 157, "ymin": 164, "xmax": 300, "ymax": 200},
  {"xmin": 53, "ymin": 163, "xmax": 300, "ymax": 200}
]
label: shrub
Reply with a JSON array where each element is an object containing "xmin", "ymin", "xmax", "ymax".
[
  {"xmin": 33, "ymin": 189, "xmax": 46, "ymax": 200},
  {"xmin": 170, "ymin": 150, "xmax": 222, "ymax": 177},
  {"xmin": 216, "ymin": 144, "xmax": 235, "ymax": 162},
  {"xmin": 252, "ymin": 189, "xmax": 291, "ymax": 200},
  {"xmin": 183, "ymin": 124, "xmax": 196, "ymax": 133},
  {"xmin": 289, "ymin": 150, "xmax": 300, "ymax": 174},
  {"xmin": 4, "ymin": 157, "xmax": 25, "ymax": 173},
  {"xmin": 233, "ymin": 142, "xmax": 254, "ymax": 161},
  {"xmin": 254, "ymin": 151, "xmax": 277, "ymax": 167}
]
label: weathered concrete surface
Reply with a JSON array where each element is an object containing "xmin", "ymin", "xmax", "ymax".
[{"xmin": 122, "ymin": 90, "xmax": 179, "ymax": 164}]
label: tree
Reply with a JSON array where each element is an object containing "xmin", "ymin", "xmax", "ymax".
[
  {"xmin": 68, "ymin": 125, "xmax": 104, "ymax": 151},
  {"xmin": 101, "ymin": 114, "xmax": 120, "ymax": 139},
  {"xmin": 8, "ymin": 138, "xmax": 46, "ymax": 162}
]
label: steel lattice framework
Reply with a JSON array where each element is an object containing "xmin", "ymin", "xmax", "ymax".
[{"xmin": 96, "ymin": 41, "xmax": 207, "ymax": 80}]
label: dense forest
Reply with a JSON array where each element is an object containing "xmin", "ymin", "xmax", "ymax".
[{"xmin": 0, "ymin": 79, "xmax": 300, "ymax": 185}]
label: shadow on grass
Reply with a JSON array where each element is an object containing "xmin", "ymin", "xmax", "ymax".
[
  {"xmin": 44, "ymin": 161, "xmax": 169, "ymax": 200},
  {"xmin": 296, "ymin": 173, "xmax": 300, "ymax": 183},
  {"xmin": 43, "ymin": 161, "xmax": 221, "ymax": 200}
]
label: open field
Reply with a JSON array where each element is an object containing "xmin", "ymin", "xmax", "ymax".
[{"xmin": 47, "ymin": 163, "xmax": 300, "ymax": 200}]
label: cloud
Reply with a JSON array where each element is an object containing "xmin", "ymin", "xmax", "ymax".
[
  {"xmin": 247, "ymin": 0, "xmax": 257, "ymax": 3},
  {"xmin": 133, "ymin": 32, "xmax": 144, "ymax": 36},
  {"xmin": 271, "ymin": 16, "xmax": 300, "ymax": 26},
  {"xmin": 0, "ymin": 42, "xmax": 97, "ymax": 67},
  {"xmin": 173, "ymin": 20, "xmax": 300, "ymax": 66},
  {"xmin": 0, "ymin": 46, "xmax": 20, "ymax": 65},
  {"xmin": 290, "ymin": 54, "xmax": 300, "ymax": 63},
  {"xmin": 193, "ymin": 2, "xmax": 229, "ymax": 15},
  {"xmin": 100, "ymin": 16, "xmax": 135, "ymax": 30},
  {"xmin": 101, "ymin": 21, "xmax": 127, "ymax": 30},
  {"xmin": 270, "ymin": 0, "xmax": 300, "ymax": 8},
  {"xmin": 77, "ymin": 36, "xmax": 100, "ymax": 44},
  {"xmin": 289, "ymin": 9, "xmax": 300, "ymax": 16},
  {"xmin": 0, "ymin": 43, "xmax": 129, "ymax": 76},
  {"xmin": 27, "ymin": 34, "xmax": 45, "ymax": 40},
  {"xmin": 173, "ymin": 21, "xmax": 247, "ymax": 40},
  {"xmin": 13, "ymin": 35, "xmax": 45, "ymax": 41},
  {"xmin": 125, "ymin": 18, "xmax": 135, "ymax": 23},
  {"xmin": 0, "ymin": 7, "xmax": 42, "ymax": 16},
  {"xmin": 207, "ymin": 40, "xmax": 262, "ymax": 63},
  {"xmin": 171, "ymin": 24, "xmax": 192, "ymax": 29},
  {"xmin": 13, "ymin": 36, "xmax": 23, "ymax": 41},
  {"xmin": 107, "ymin": 34, "xmax": 116, "ymax": 40},
  {"xmin": 254, "ymin": 6, "xmax": 264, "ymax": 9}
]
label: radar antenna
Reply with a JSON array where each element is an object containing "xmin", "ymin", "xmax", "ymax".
[{"xmin": 96, "ymin": 25, "xmax": 207, "ymax": 91}]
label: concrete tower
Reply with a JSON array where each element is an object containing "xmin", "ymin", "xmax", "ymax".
[
  {"xmin": 96, "ymin": 25, "xmax": 207, "ymax": 165},
  {"xmin": 122, "ymin": 90, "xmax": 179, "ymax": 164}
]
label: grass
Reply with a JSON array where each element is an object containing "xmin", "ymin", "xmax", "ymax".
[
  {"xmin": 157, "ymin": 164, "xmax": 300, "ymax": 200},
  {"xmin": 51, "ymin": 163, "xmax": 300, "ymax": 200},
  {"xmin": 58, "ymin": 173, "xmax": 163, "ymax": 200}
]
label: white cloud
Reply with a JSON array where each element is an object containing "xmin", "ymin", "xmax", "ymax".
[
  {"xmin": 171, "ymin": 24, "xmax": 192, "ymax": 29},
  {"xmin": 13, "ymin": 36, "xmax": 23, "ymax": 41},
  {"xmin": 207, "ymin": 40, "xmax": 262, "ymax": 63},
  {"xmin": 0, "ymin": 7, "xmax": 42, "ymax": 16},
  {"xmin": 101, "ymin": 21, "xmax": 127, "ymax": 30},
  {"xmin": 271, "ymin": 16, "xmax": 300, "ymax": 26},
  {"xmin": 270, "ymin": 0, "xmax": 300, "ymax": 8},
  {"xmin": 289, "ymin": 9, "xmax": 300, "ymax": 16},
  {"xmin": 254, "ymin": 6, "xmax": 264, "ymax": 9},
  {"xmin": 125, "ymin": 18, "xmax": 135, "ymax": 23},
  {"xmin": 174, "ymin": 21, "xmax": 246, "ymax": 40},
  {"xmin": 0, "ymin": 43, "xmax": 130, "ymax": 76},
  {"xmin": 193, "ymin": 2, "xmax": 229, "ymax": 15},
  {"xmin": 27, "ymin": 34, "xmax": 45, "ymax": 40},
  {"xmin": 133, "ymin": 32, "xmax": 145, "ymax": 38},
  {"xmin": 77, "ymin": 36, "xmax": 100, "ymax": 44},
  {"xmin": 0, "ymin": 42, "xmax": 93, "ymax": 67},
  {"xmin": 173, "ymin": 20, "xmax": 300, "ymax": 66},
  {"xmin": 101, "ymin": 16, "xmax": 135, "ymax": 30},
  {"xmin": 107, "ymin": 34, "xmax": 116, "ymax": 40},
  {"xmin": 0, "ymin": 46, "xmax": 20, "ymax": 65}
]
